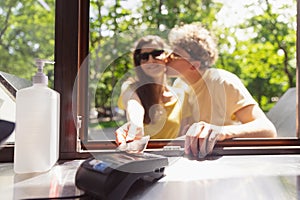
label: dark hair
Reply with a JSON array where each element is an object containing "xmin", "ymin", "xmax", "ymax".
[
  {"xmin": 133, "ymin": 35, "xmax": 167, "ymax": 66},
  {"xmin": 132, "ymin": 35, "xmax": 167, "ymax": 124}
]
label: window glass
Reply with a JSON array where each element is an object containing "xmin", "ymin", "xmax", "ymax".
[{"xmin": 86, "ymin": 0, "xmax": 297, "ymax": 144}]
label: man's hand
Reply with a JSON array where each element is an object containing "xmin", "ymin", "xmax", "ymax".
[{"xmin": 184, "ymin": 121, "xmax": 226, "ymax": 158}]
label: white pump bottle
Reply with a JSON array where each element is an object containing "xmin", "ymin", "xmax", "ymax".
[{"xmin": 14, "ymin": 59, "xmax": 60, "ymax": 174}]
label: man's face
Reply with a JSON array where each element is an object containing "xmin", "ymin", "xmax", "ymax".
[{"xmin": 166, "ymin": 47, "xmax": 193, "ymax": 77}]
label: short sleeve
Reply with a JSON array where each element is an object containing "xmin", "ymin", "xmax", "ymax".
[{"xmin": 223, "ymin": 75, "xmax": 258, "ymax": 120}]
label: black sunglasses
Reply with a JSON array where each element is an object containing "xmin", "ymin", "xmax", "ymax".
[{"xmin": 138, "ymin": 50, "xmax": 165, "ymax": 62}]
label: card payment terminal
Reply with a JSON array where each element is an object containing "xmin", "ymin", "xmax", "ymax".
[{"xmin": 75, "ymin": 152, "xmax": 168, "ymax": 200}]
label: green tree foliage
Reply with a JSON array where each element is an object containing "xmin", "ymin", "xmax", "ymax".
[
  {"xmin": 233, "ymin": 0, "xmax": 296, "ymax": 110},
  {"xmin": 138, "ymin": 0, "xmax": 222, "ymax": 30},
  {"xmin": 0, "ymin": 0, "xmax": 55, "ymax": 87},
  {"xmin": 90, "ymin": 0, "xmax": 224, "ymax": 113},
  {"xmin": 0, "ymin": 0, "xmax": 296, "ymax": 113}
]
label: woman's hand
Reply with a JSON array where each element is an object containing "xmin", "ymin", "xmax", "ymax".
[{"xmin": 115, "ymin": 122, "xmax": 148, "ymax": 153}]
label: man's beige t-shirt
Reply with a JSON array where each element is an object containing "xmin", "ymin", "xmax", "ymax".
[{"xmin": 174, "ymin": 68, "xmax": 257, "ymax": 125}]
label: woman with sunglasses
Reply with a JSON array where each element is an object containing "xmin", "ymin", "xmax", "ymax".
[{"xmin": 115, "ymin": 35, "xmax": 192, "ymax": 150}]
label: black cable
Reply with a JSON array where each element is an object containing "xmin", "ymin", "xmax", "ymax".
[{"xmin": 21, "ymin": 192, "xmax": 89, "ymax": 200}]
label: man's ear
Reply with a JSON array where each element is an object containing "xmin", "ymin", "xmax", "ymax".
[{"xmin": 190, "ymin": 60, "xmax": 201, "ymax": 70}]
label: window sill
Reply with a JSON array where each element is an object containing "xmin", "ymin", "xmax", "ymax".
[{"xmin": 1, "ymin": 137, "xmax": 300, "ymax": 162}]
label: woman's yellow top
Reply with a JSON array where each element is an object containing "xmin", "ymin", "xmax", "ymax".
[{"xmin": 118, "ymin": 81, "xmax": 191, "ymax": 139}]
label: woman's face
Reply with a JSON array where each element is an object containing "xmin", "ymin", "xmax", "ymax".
[{"xmin": 138, "ymin": 44, "xmax": 166, "ymax": 78}]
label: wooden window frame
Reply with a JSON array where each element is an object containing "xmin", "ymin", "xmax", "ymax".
[{"xmin": 0, "ymin": 0, "xmax": 299, "ymax": 162}]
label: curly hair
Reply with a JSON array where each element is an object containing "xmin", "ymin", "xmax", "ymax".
[{"xmin": 168, "ymin": 22, "xmax": 218, "ymax": 68}]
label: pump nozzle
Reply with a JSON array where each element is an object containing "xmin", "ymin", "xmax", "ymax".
[{"xmin": 33, "ymin": 59, "xmax": 55, "ymax": 85}]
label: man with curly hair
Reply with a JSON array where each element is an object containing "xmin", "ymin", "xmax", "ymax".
[{"xmin": 167, "ymin": 22, "xmax": 277, "ymax": 158}]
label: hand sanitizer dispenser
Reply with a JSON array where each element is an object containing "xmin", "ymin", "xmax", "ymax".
[{"xmin": 14, "ymin": 59, "xmax": 60, "ymax": 174}]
